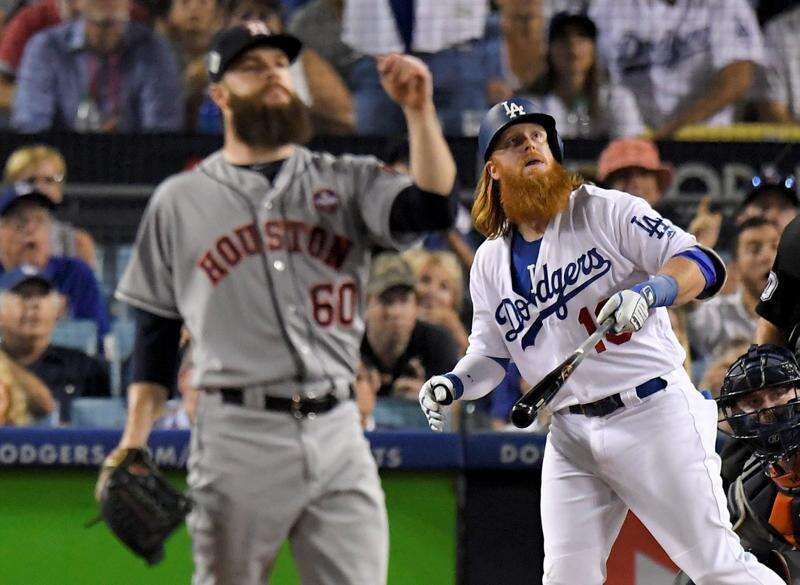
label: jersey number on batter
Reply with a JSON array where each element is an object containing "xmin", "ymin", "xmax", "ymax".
[
  {"xmin": 310, "ymin": 281, "xmax": 357, "ymax": 327},
  {"xmin": 577, "ymin": 299, "xmax": 633, "ymax": 352}
]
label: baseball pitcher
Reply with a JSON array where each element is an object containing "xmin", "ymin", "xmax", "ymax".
[{"xmin": 96, "ymin": 22, "xmax": 456, "ymax": 585}]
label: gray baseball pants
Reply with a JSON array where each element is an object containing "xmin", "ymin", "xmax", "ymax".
[{"xmin": 187, "ymin": 391, "xmax": 388, "ymax": 585}]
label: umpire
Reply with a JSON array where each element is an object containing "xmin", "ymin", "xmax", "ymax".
[
  {"xmin": 757, "ymin": 215, "xmax": 800, "ymax": 349},
  {"xmin": 95, "ymin": 22, "xmax": 456, "ymax": 585}
]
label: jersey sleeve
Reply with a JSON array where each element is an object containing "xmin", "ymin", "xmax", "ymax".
[
  {"xmin": 115, "ymin": 182, "xmax": 181, "ymax": 319},
  {"xmin": 610, "ymin": 191, "xmax": 698, "ymax": 276},
  {"xmin": 756, "ymin": 216, "xmax": 800, "ymax": 331},
  {"xmin": 350, "ymin": 155, "xmax": 415, "ymax": 249},
  {"xmin": 465, "ymin": 248, "xmax": 512, "ymax": 360},
  {"xmin": 710, "ymin": 0, "xmax": 764, "ymax": 69}
]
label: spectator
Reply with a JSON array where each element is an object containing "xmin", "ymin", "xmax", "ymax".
[
  {"xmin": 0, "ymin": 0, "xmax": 149, "ymax": 80},
  {"xmin": 403, "ymin": 249, "xmax": 468, "ymax": 354},
  {"xmin": 597, "ymin": 137, "xmax": 673, "ymax": 208},
  {"xmin": 156, "ymin": 0, "xmax": 225, "ymax": 129},
  {"xmin": 0, "ymin": 185, "xmax": 109, "ymax": 348},
  {"xmin": 3, "ymin": 145, "xmax": 98, "ymax": 269},
  {"xmin": 361, "ymin": 253, "xmax": 460, "ymax": 400},
  {"xmin": 589, "ymin": 0, "xmax": 764, "ymax": 138},
  {"xmin": 224, "ymin": 1, "xmax": 354, "ymax": 134},
  {"xmin": 12, "ymin": 0, "xmax": 183, "ymax": 133},
  {"xmin": 519, "ymin": 12, "xmax": 644, "ymax": 139},
  {"xmin": 342, "ymin": 0, "xmax": 500, "ymax": 136},
  {"xmin": 353, "ymin": 359, "xmax": 380, "ymax": 430},
  {"xmin": 0, "ymin": 266, "xmax": 109, "ymax": 423},
  {"xmin": 695, "ymin": 338, "xmax": 750, "ymax": 398},
  {"xmin": 687, "ymin": 217, "xmax": 779, "ymax": 361},
  {"xmin": 756, "ymin": 4, "xmax": 800, "ymax": 123},
  {"xmin": 287, "ymin": 0, "xmax": 361, "ymax": 84},
  {"xmin": 736, "ymin": 171, "xmax": 799, "ymax": 233},
  {"xmin": 495, "ymin": 0, "xmax": 547, "ymax": 89}
]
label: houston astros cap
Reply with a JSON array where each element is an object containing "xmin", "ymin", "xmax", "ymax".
[
  {"xmin": 0, "ymin": 183, "xmax": 56, "ymax": 216},
  {"xmin": 367, "ymin": 254, "xmax": 416, "ymax": 297},
  {"xmin": 0, "ymin": 264, "xmax": 54, "ymax": 293},
  {"xmin": 207, "ymin": 21, "xmax": 302, "ymax": 83}
]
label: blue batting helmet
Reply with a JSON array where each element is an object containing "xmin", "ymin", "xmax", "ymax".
[{"xmin": 477, "ymin": 98, "xmax": 564, "ymax": 163}]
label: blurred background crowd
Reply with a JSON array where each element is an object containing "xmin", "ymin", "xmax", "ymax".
[{"xmin": 0, "ymin": 0, "xmax": 798, "ymax": 432}]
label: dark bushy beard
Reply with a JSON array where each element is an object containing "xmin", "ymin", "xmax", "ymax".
[
  {"xmin": 228, "ymin": 90, "xmax": 313, "ymax": 149},
  {"xmin": 499, "ymin": 161, "xmax": 574, "ymax": 226}
]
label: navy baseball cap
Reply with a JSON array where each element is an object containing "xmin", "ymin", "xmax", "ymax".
[
  {"xmin": 477, "ymin": 98, "xmax": 564, "ymax": 163},
  {"xmin": 548, "ymin": 12, "xmax": 597, "ymax": 43},
  {"xmin": 0, "ymin": 264, "xmax": 53, "ymax": 292},
  {"xmin": 207, "ymin": 21, "xmax": 302, "ymax": 83},
  {"xmin": 0, "ymin": 183, "xmax": 56, "ymax": 216}
]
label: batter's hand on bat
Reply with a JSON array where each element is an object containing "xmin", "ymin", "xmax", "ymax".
[
  {"xmin": 377, "ymin": 54, "xmax": 433, "ymax": 112},
  {"xmin": 418, "ymin": 376, "xmax": 454, "ymax": 432},
  {"xmin": 597, "ymin": 290, "xmax": 651, "ymax": 334}
]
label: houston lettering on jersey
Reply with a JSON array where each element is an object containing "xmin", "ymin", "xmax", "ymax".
[
  {"xmin": 495, "ymin": 247, "xmax": 611, "ymax": 349},
  {"xmin": 197, "ymin": 220, "xmax": 353, "ymax": 285}
]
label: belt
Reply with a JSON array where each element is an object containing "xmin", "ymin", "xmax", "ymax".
[
  {"xmin": 219, "ymin": 388, "xmax": 339, "ymax": 419},
  {"xmin": 568, "ymin": 377, "xmax": 667, "ymax": 417}
]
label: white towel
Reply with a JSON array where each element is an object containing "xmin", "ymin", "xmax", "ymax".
[{"xmin": 342, "ymin": 0, "xmax": 488, "ymax": 55}]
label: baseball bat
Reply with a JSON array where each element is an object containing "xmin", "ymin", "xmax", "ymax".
[{"xmin": 510, "ymin": 317, "xmax": 615, "ymax": 429}]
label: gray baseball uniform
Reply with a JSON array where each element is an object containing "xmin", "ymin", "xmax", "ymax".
[{"xmin": 116, "ymin": 146, "xmax": 413, "ymax": 585}]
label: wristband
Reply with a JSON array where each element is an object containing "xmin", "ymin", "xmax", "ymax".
[
  {"xmin": 443, "ymin": 373, "xmax": 464, "ymax": 400},
  {"xmin": 631, "ymin": 274, "xmax": 678, "ymax": 308}
]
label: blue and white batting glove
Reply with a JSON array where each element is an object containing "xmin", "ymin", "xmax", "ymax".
[
  {"xmin": 418, "ymin": 376, "xmax": 455, "ymax": 432},
  {"xmin": 597, "ymin": 290, "xmax": 651, "ymax": 334}
]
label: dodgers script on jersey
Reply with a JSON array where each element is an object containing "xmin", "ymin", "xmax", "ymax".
[
  {"xmin": 467, "ymin": 184, "xmax": 697, "ymax": 410},
  {"xmin": 589, "ymin": 0, "xmax": 764, "ymax": 128},
  {"xmin": 116, "ymin": 147, "xmax": 412, "ymax": 391}
]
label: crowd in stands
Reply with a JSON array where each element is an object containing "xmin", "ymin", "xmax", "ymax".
[
  {"xmin": 0, "ymin": 0, "xmax": 799, "ymax": 134},
  {"xmin": 0, "ymin": 0, "xmax": 799, "ymax": 431}
]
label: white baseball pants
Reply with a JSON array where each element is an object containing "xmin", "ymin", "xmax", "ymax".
[{"xmin": 541, "ymin": 368, "xmax": 785, "ymax": 585}]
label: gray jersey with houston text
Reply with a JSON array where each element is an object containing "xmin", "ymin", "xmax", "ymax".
[{"xmin": 116, "ymin": 147, "xmax": 413, "ymax": 392}]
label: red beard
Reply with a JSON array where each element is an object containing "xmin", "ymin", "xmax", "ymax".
[{"xmin": 498, "ymin": 161, "xmax": 574, "ymax": 226}]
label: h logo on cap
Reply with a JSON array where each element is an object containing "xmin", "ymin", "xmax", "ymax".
[
  {"xmin": 502, "ymin": 100, "xmax": 525, "ymax": 119},
  {"xmin": 245, "ymin": 20, "xmax": 272, "ymax": 36}
]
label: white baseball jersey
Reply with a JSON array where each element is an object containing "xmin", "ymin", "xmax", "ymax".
[
  {"xmin": 467, "ymin": 184, "xmax": 698, "ymax": 410},
  {"xmin": 759, "ymin": 6, "xmax": 800, "ymax": 119},
  {"xmin": 589, "ymin": 0, "xmax": 764, "ymax": 129}
]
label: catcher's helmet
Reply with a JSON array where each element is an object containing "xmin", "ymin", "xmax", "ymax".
[
  {"xmin": 718, "ymin": 344, "xmax": 800, "ymax": 468},
  {"xmin": 477, "ymin": 98, "xmax": 564, "ymax": 163}
]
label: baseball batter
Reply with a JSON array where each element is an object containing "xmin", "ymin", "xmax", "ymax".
[
  {"xmin": 97, "ymin": 22, "xmax": 456, "ymax": 585},
  {"xmin": 419, "ymin": 97, "xmax": 784, "ymax": 584}
]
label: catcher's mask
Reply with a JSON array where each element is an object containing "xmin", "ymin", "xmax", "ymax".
[{"xmin": 718, "ymin": 344, "xmax": 800, "ymax": 493}]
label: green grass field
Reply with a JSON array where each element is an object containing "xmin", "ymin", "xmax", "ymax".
[{"xmin": 1, "ymin": 469, "xmax": 456, "ymax": 585}]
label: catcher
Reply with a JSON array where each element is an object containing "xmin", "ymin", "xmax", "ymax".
[{"xmin": 675, "ymin": 344, "xmax": 800, "ymax": 584}]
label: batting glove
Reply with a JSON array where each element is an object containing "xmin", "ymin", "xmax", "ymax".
[
  {"xmin": 418, "ymin": 376, "xmax": 455, "ymax": 432},
  {"xmin": 597, "ymin": 290, "xmax": 651, "ymax": 334}
]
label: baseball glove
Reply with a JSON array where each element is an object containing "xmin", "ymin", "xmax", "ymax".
[{"xmin": 91, "ymin": 447, "xmax": 192, "ymax": 565}]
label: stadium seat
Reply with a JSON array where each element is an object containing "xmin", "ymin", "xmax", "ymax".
[
  {"xmin": 108, "ymin": 319, "xmax": 136, "ymax": 395},
  {"xmin": 51, "ymin": 319, "xmax": 98, "ymax": 355},
  {"xmin": 69, "ymin": 397, "xmax": 127, "ymax": 429}
]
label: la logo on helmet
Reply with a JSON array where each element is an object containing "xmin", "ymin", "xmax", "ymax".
[{"xmin": 503, "ymin": 101, "xmax": 526, "ymax": 119}]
